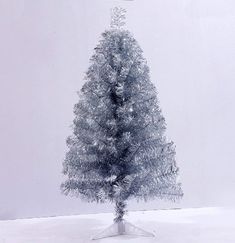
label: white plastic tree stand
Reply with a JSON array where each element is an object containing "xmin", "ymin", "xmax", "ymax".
[{"xmin": 91, "ymin": 219, "xmax": 155, "ymax": 240}]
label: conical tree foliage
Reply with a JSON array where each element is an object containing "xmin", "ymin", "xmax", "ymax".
[{"xmin": 61, "ymin": 7, "xmax": 183, "ymax": 222}]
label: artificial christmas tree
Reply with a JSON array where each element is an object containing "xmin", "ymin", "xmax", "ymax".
[{"xmin": 61, "ymin": 7, "xmax": 183, "ymax": 239}]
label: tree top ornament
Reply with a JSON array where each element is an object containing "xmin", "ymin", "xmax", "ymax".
[{"xmin": 110, "ymin": 7, "xmax": 127, "ymax": 29}]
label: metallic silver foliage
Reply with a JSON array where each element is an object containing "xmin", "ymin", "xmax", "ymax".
[
  {"xmin": 61, "ymin": 8, "xmax": 183, "ymax": 221},
  {"xmin": 111, "ymin": 7, "xmax": 127, "ymax": 29}
]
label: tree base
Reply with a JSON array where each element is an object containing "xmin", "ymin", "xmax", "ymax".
[{"xmin": 91, "ymin": 219, "xmax": 155, "ymax": 240}]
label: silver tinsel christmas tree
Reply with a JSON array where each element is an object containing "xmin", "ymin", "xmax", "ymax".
[{"xmin": 61, "ymin": 7, "xmax": 183, "ymax": 239}]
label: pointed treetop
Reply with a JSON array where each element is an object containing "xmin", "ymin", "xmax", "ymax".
[{"xmin": 110, "ymin": 7, "xmax": 127, "ymax": 29}]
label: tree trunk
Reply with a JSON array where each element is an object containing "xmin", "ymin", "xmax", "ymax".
[{"xmin": 114, "ymin": 200, "xmax": 126, "ymax": 234}]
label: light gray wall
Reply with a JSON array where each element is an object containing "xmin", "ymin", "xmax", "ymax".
[{"xmin": 0, "ymin": 0, "xmax": 234, "ymax": 220}]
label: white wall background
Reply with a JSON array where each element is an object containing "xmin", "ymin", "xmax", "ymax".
[{"xmin": 0, "ymin": 0, "xmax": 234, "ymax": 220}]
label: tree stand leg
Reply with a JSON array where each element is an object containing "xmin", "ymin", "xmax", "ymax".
[
  {"xmin": 91, "ymin": 219, "xmax": 155, "ymax": 240},
  {"xmin": 91, "ymin": 201, "xmax": 154, "ymax": 240}
]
